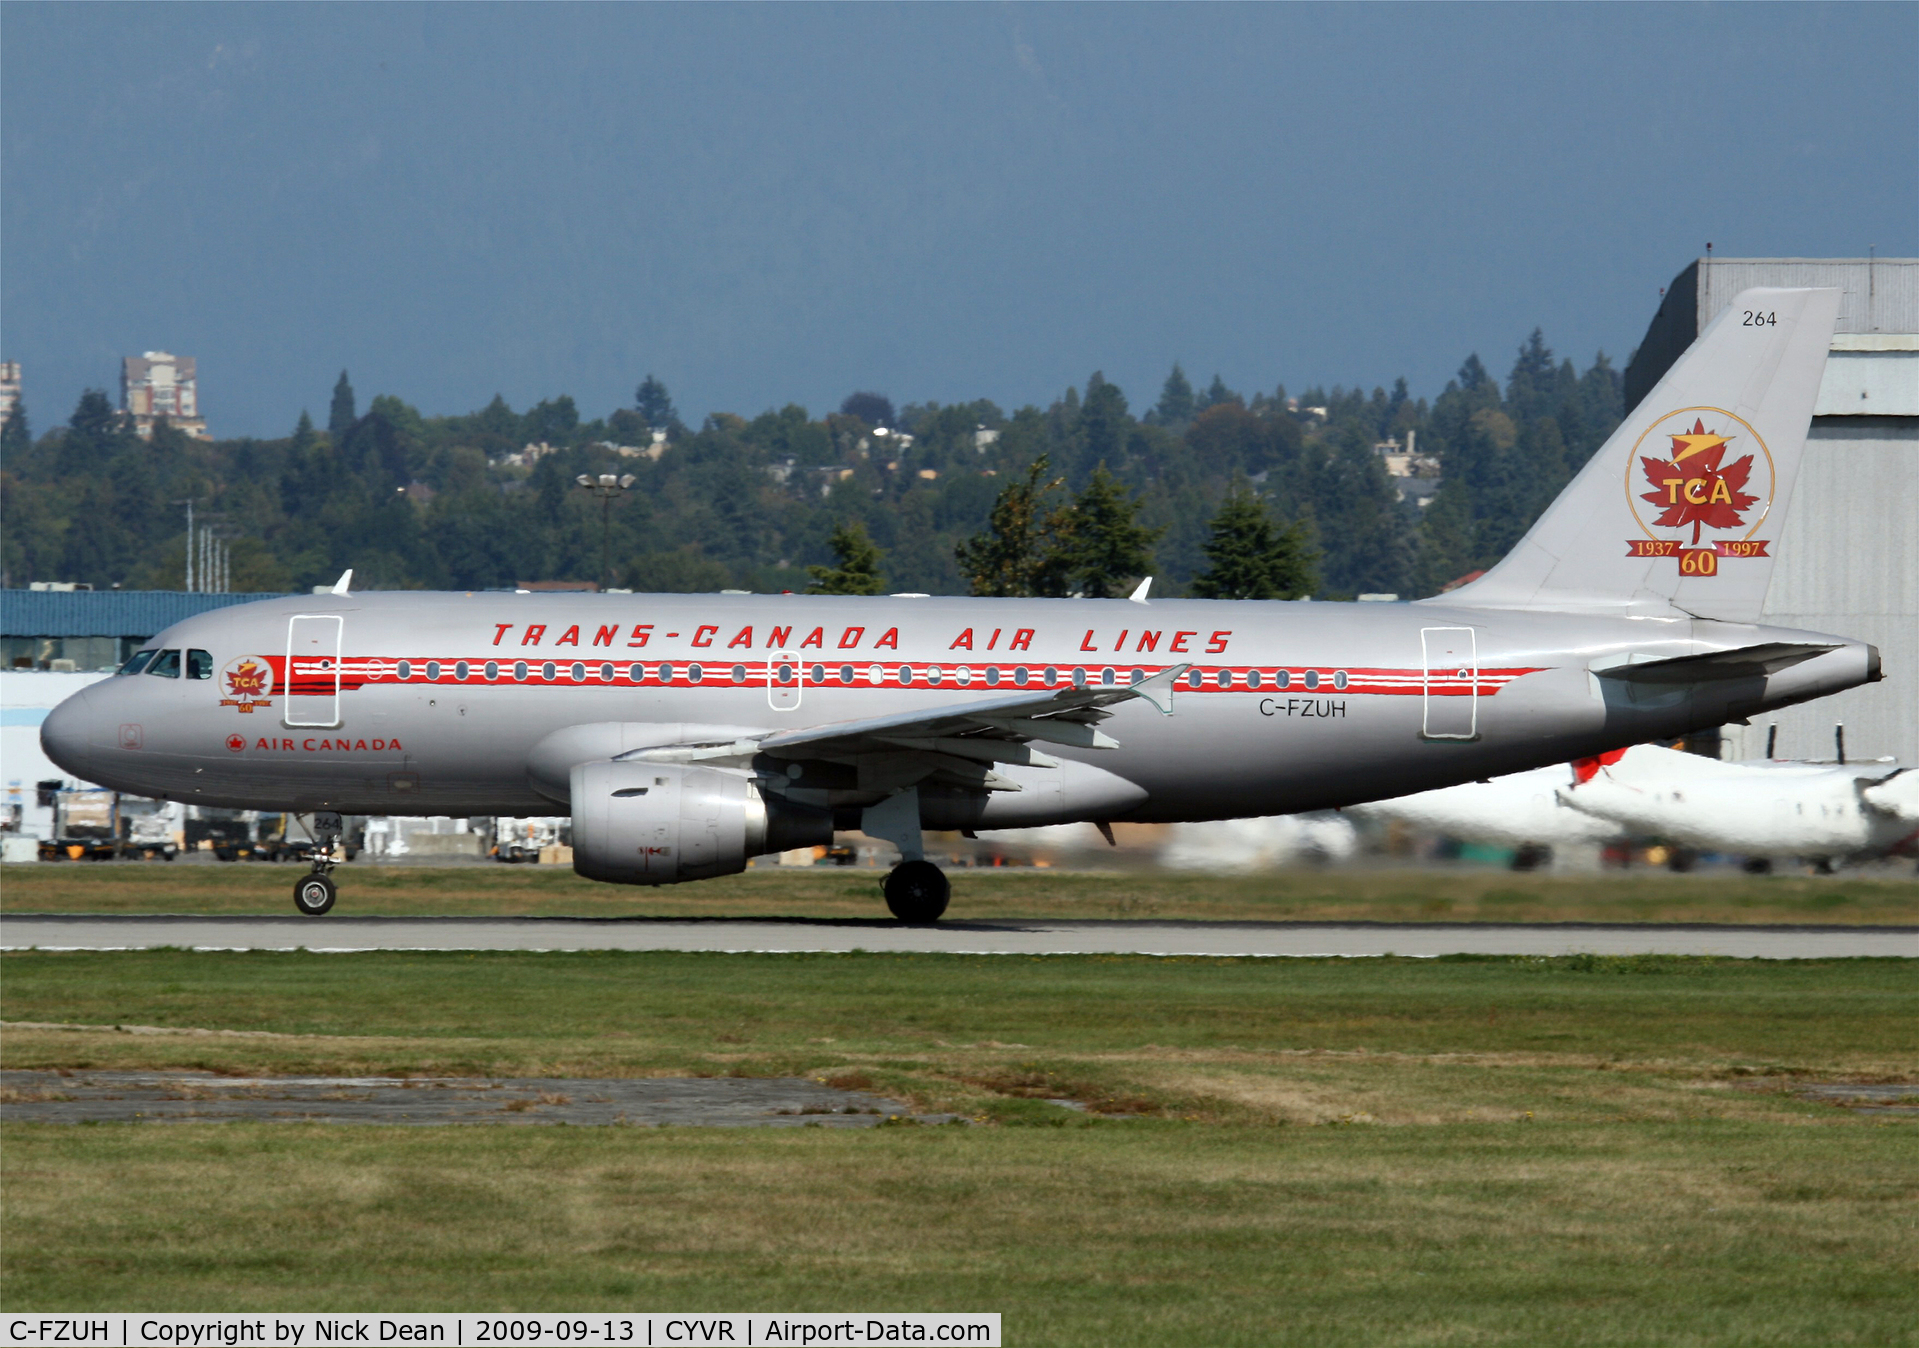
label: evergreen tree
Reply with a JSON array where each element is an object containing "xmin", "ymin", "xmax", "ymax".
[
  {"xmin": 1064, "ymin": 464, "xmax": 1162, "ymax": 598},
  {"xmin": 1573, "ymin": 352, "xmax": 1623, "ymax": 466},
  {"xmin": 1045, "ymin": 385, "xmax": 1081, "ymax": 450},
  {"xmin": 1078, "ymin": 372, "xmax": 1129, "ymax": 471},
  {"xmin": 329, "ymin": 371, "xmax": 357, "ymax": 438},
  {"xmin": 1517, "ymin": 414, "xmax": 1570, "ymax": 520},
  {"xmin": 636, "ymin": 375, "xmax": 683, "ymax": 437},
  {"xmin": 1187, "ymin": 403, "xmax": 1282, "ymax": 477},
  {"xmin": 1190, "ymin": 482, "xmax": 1317, "ymax": 600},
  {"xmin": 1504, "ymin": 328, "xmax": 1557, "ymax": 424},
  {"xmin": 290, "ymin": 409, "xmax": 317, "ymax": 450},
  {"xmin": 1311, "ymin": 422, "xmax": 1413, "ymax": 596},
  {"xmin": 806, "ymin": 520, "xmax": 887, "ymax": 595},
  {"xmin": 839, "ymin": 391, "xmax": 895, "ymax": 428},
  {"xmin": 1, "ymin": 397, "xmax": 29, "ymax": 458},
  {"xmin": 1153, "ymin": 363, "xmax": 1195, "ymax": 425},
  {"xmin": 477, "ymin": 394, "xmax": 520, "ymax": 440},
  {"xmin": 1455, "ymin": 353, "xmax": 1494, "ymax": 394},
  {"xmin": 954, "ymin": 455, "xmax": 1073, "ymax": 597},
  {"xmin": 64, "ymin": 390, "xmax": 128, "ymax": 473},
  {"xmin": 525, "ymin": 395, "xmax": 580, "ymax": 446},
  {"xmin": 1410, "ymin": 479, "xmax": 1477, "ymax": 596},
  {"xmin": 1198, "ymin": 374, "xmax": 1240, "ymax": 412}
]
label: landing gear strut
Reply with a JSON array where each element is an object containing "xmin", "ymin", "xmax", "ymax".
[
  {"xmin": 884, "ymin": 859, "xmax": 950, "ymax": 924},
  {"xmin": 292, "ymin": 811, "xmax": 343, "ymax": 916}
]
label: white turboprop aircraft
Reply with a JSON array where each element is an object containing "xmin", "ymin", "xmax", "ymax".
[
  {"xmin": 1562, "ymin": 744, "xmax": 1917, "ymax": 868},
  {"xmin": 1352, "ymin": 744, "xmax": 1919, "ymax": 870}
]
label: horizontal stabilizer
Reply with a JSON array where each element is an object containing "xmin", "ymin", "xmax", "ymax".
[
  {"xmin": 1861, "ymin": 769, "xmax": 1918, "ymax": 824},
  {"xmin": 1595, "ymin": 642, "xmax": 1837, "ymax": 685}
]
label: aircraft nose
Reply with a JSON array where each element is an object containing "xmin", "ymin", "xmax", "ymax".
[{"xmin": 40, "ymin": 686, "xmax": 96, "ymax": 779}]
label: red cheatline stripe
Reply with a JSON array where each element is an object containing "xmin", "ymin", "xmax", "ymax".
[{"xmin": 302, "ymin": 658, "xmax": 1546, "ymax": 697}]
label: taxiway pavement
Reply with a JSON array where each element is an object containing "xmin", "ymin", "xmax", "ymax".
[{"xmin": 4, "ymin": 914, "xmax": 1914, "ymax": 958}]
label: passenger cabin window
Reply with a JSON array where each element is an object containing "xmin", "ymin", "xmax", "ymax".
[
  {"xmin": 186, "ymin": 649, "xmax": 214, "ymax": 680},
  {"xmin": 121, "ymin": 650, "xmax": 157, "ymax": 676},
  {"xmin": 145, "ymin": 649, "xmax": 182, "ymax": 678}
]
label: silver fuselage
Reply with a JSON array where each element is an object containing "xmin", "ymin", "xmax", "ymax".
[{"xmin": 40, "ymin": 591, "xmax": 1878, "ymax": 824}]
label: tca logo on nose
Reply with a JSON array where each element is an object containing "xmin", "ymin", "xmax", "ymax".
[{"xmin": 220, "ymin": 655, "xmax": 277, "ymax": 713}]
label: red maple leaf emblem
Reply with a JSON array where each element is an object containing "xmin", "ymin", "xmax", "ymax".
[
  {"xmin": 225, "ymin": 661, "xmax": 268, "ymax": 697},
  {"xmin": 1639, "ymin": 420, "xmax": 1757, "ymax": 544}
]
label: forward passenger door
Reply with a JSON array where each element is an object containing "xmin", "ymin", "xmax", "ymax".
[{"xmin": 285, "ymin": 615, "xmax": 344, "ymax": 727}]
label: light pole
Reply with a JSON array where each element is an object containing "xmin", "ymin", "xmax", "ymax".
[
  {"xmin": 577, "ymin": 473, "xmax": 636, "ymax": 592},
  {"xmin": 173, "ymin": 499, "xmax": 197, "ymax": 591}
]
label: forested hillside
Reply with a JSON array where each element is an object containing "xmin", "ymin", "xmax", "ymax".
[{"xmin": 0, "ymin": 333, "xmax": 1621, "ymax": 599}]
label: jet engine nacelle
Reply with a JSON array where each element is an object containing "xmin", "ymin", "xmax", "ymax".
[{"xmin": 569, "ymin": 760, "xmax": 831, "ymax": 885}]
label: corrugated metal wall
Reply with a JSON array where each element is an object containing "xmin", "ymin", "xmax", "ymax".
[
  {"xmin": 0, "ymin": 591, "xmax": 294, "ymax": 639},
  {"xmin": 1721, "ymin": 420, "xmax": 1919, "ymax": 764},
  {"xmin": 1628, "ymin": 259, "xmax": 1919, "ymax": 414},
  {"xmin": 1696, "ymin": 258, "xmax": 1919, "ymax": 335}
]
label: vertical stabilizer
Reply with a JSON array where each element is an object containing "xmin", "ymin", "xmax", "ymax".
[{"xmin": 1437, "ymin": 287, "xmax": 1840, "ymax": 621}]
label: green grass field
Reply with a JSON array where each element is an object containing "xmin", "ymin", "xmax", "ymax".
[
  {"xmin": 7, "ymin": 859, "xmax": 1918, "ymax": 924},
  {"xmin": 4, "ymin": 948, "xmax": 1917, "ymax": 1341}
]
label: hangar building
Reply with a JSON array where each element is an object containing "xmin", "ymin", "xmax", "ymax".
[{"xmin": 1624, "ymin": 257, "xmax": 1918, "ymax": 766}]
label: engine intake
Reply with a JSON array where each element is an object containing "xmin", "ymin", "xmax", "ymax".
[{"xmin": 570, "ymin": 760, "xmax": 830, "ymax": 885}]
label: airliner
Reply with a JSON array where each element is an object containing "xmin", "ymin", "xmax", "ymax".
[{"xmin": 41, "ymin": 287, "xmax": 1880, "ymax": 920}]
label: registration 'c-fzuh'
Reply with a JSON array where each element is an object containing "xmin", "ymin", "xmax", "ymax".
[{"xmin": 41, "ymin": 289, "xmax": 1882, "ymax": 920}]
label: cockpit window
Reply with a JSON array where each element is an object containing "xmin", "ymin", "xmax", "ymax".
[
  {"xmin": 145, "ymin": 649, "xmax": 182, "ymax": 678},
  {"xmin": 120, "ymin": 650, "xmax": 157, "ymax": 676},
  {"xmin": 186, "ymin": 649, "xmax": 214, "ymax": 680}
]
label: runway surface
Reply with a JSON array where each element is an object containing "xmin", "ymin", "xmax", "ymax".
[{"xmin": 5, "ymin": 913, "xmax": 1914, "ymax": 958}]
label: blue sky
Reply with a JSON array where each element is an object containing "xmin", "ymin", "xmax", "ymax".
[{"xmin": 4, "ymin": 2, "xmax": 1915, "ymax": 439}]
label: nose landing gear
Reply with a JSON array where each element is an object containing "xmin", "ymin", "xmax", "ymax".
[
  {"xmin": 292, "ymin": 811, "xmax": 343, "ymax": 916},
  {"xmin": 883, "ymin": 859, "xmax": 950, "ymax": 924}
]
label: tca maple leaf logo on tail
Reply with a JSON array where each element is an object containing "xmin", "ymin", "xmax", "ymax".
[{"xmin": 1624, "ymin": 407, "xmax": 1774, "ymax": 577}]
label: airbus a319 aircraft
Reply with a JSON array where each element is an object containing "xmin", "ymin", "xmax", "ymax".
[{"xmin": 41, "ymin": 287, "xmax": 1882, "ymax": 920}]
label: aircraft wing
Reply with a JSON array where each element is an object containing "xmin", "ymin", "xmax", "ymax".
[
  {"xmin": 615, "ymin": 664, "xmax": 1189, "ymax": 788},
  {"xmin": 1595, "ymin": 642, "xmax": 1838, "ymax": 685}
]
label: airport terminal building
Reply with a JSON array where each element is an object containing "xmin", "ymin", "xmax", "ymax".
[{"xmin": 1625, "ymin": 257, "xmax": 1918, "ymax": 766}]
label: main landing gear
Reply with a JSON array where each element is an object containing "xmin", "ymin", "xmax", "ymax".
[
  {"xmin": 292, "ymin": 812, "xmax": 344, "ymax": 916},
  {"xmin": 883, "ymin": 859, "xmax": 950, "ymax": 924},
  {"xmin": 861, "ymin": 789, "xmax": 949, "ymax": 923}
]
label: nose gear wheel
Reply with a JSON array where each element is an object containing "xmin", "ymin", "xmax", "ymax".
[{"xmin": 293, "ymin": 872, "xmax": 337, "ymax": 916}]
